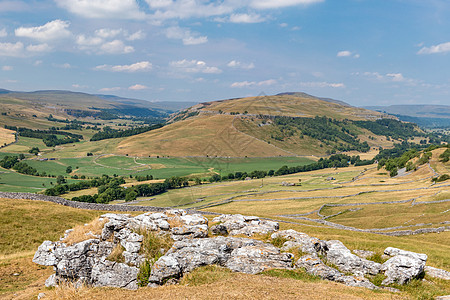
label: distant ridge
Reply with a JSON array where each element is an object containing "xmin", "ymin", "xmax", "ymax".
[{"xmin": 277, "ymin": 92, "xmax": 351, "ymax": 107}]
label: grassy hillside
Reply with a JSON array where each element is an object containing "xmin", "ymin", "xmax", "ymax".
[{"xmin": 118, "ymin": 93, "xmax": 432, "ymax": 157}]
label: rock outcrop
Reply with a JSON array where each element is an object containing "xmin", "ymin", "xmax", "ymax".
[{"xmin": 33, "ymin": 210, "xmax": 448, "ymax": 291}]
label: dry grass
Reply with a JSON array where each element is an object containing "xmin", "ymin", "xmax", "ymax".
[
  {"xmin": 62, "ymin": 217, "xmax": 107, "ymax": 246},
  {"xmin": 0, "ymin": 127, "xmax": 15, "ymax": 146},
  {"xmin": 107, "ymin": 244, "xmax": 125, "ymax": 263},
  {"xmin": 40, "ymin": 271, "xmax": 405, "ymax": 300},
  {"xmin": 117, "ymin": 114, "xmax": 291, "ymax": 157}
]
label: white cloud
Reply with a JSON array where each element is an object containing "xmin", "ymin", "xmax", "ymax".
[
  {"xmin": 386, "ymin": 73, "xmax": 405, "ymax": 82},
  {"xmin": 76, "ymin": 34, "xmax": 103, "ymax": 47},
  {"xmin": 0, "ymin": 28, "xmax": 7, "ymax": 37},
  {"xmin": 99, "ymin": 87, "xmax": 121, "ymax": 92},
  {"xmin": 166, "ymin": 26, "xmax": 208, "ymax": 45},
  {"xmin": 129, "ymin": 84, "xmax": 148, "ymax": 90},
  {"xmin": 148, "ymin": 0, "xmax": 234, "ymax": 20},
  {"xmin": 26, "ymin": 43, "xmax": 52, "ymax": 52},
  {"xmin": 100, "ymin": 40, "xmax": 134, "ymax": 54},
  {"xmin": 0, "ymin": 42, "xmax": 23, "ymax": 57},
  {"xmin": 227, "ymin": 60, "xmax": 255, "ymax": 69},
  {"xmin": 170, "ymin": 59, "xmax": 222, "ymax": 74},
  {"xmin": 337, "ymin": 50, "xmax": 359, "ymax": 58},
  {"xmin": 15, "ymin": 20, "xmax": 71, "ymax": 41},
  {"xmin": 127, "ymin": 30, "xmax": 145, "ymax": 41},
  {"xmin": 250, "ymin": 0, "xmax": 324, "ymax": 9},
  {"xmin": 2, "ymin": 66, "xmax": 13, "ymax": 71},
  {"xmin": 299, "ymin": 81, "xmax": 345, "ymax": 88},
  {"xmin": 417, "ymin": 42, "xmax": 450, "ymax": 54},
  {"xmin": 360, "ymin": 71, "xmax": 417, "ymax": 85},
  {"xmin": 34, "ymin": 60, "xmax": 43, "ymax": 66},
  {"xmin": 231, "ymin": 79, "xmax": 277, "ymax": 88},
  {"xmin": 55, "ymin": 0, "xmax": 146, "ymax": 19},
  {"xmin": 228, "ymin": 13, "xmax": 265, "ymax": 23},
  {"xmin": 337, "ymin": 50, "xmax": 352, "ymax": 57},
  {"xmin": 95, "ymin": 28, "xmax": 123, "ymax": 39},
  {"xmin": 95, "ymin": 61, "xmax": 152, "ymax": 72}
]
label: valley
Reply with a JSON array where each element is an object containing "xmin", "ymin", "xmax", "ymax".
[{"xmin": 0, "ymin": 90, "xmax": 449, "ymax": 299}]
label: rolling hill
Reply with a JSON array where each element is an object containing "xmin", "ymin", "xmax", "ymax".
[
  {"xmin": 116, "ymin": 93, "xmax": 415, "ymax": 157},
  {"xmin": 0, "ymin": 89, "xmax": 176, "ymax": 129}
]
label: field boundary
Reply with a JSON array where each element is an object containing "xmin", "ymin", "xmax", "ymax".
[{"xmin": 0, "ymin": 192, "xmax": 217, "ymax": 215}]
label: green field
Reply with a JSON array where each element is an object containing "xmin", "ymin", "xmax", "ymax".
[{"xmin": 0, "ymin": 153, "xmax": 315, "ymax": 192}]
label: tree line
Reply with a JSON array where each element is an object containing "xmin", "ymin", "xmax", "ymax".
[{"xmin": 90, "ymin": 123, "xmax": 164, "ymax": 141}]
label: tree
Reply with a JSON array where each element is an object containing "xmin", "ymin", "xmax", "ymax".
[
  {"xmin": 56, "ymin": 175, "xmax": 66, "ymax": 185},
  {"xmin": 29, "ymin": 147, "xmax": 40, "ymax": 155},
  {"xmin": 66, "ymin": 166, "xmax": 73, "ymax": 174}
]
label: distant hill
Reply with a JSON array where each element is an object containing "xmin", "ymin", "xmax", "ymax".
[
  {"xmin": 364, "ymin": 105, "xmax": 450, "ymax": 128},
  {"xmin": 116, "ymin": 93, "xmax": 423, "ymax": 157},
  {"xmin": 0, "ymin": 89, "xmax": 182, "ymax": 128}
]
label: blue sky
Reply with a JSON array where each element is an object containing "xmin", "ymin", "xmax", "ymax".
[{"xmin": 0, "ymin": 0, "xmax": 449, "ymax": 106}]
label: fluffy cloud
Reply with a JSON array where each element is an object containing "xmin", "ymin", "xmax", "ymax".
[
  {"xmin": 15, "ymin": 20, "xmax": 71, "ymax": 41},
  {"xmin": 99, "ymin": 87, "xmax": 121, "ymax": 92},
  {"xmin": 100, "ymin": 40, "xmax": 134, "ymax": 54},
  {"xmin": 231, "ymin": 79, "xmax": 277, "ymax": 88},
  {"xmin": 228, "ymin": 13, "xmax": 265, "ymax": 23},
  {"xmin": 26, "ymin": 43, "xmax": 52, "ymax": 52},
  {"xmin": 250, "ymin": 0, "xmax": 324, "ymax": 9},
  {"xmin": 0, "ymin": 42, "xmax": 23, "ymax": 56},
  {"xmin": 337, "ymin": 50, "xmax": 359, "ymax": 58},
  {"xmin": 227, "ymin": 60, "xmax": 255, "ymax": 69},
  {"xmin": 95, "ymin": 61, "xmax": 152, "ymax": 72},
  {"xmin": 299, "ymin": 81, "xmax": 345, "ymax": 88},
  {"xmin": 360, "ymin": 72, "xmax": 416, "ymax": 85},
  {"xmin": 55, "ymin": 0, "xmax": 146, "ymax": 19},
  {"xmin": 166, "ymin": 26, "xmax": 208, "ymax": 45},
  {"xmin": 417, "ymin": 42, "xmax": 450, "ymax": 54},
  {"xmin": 129, "ymin": 84, "xmax": 148, "ymax": 90},
  {"xmin": 95, "ymin": 28, "xmax": 123, "ymax": 39},
  {"xmin": 170, "ymin": 59, "xmax": 222, "ymax": 74},
  {"xmin": 127, "ymin": 30, "xmax": 145, "ymax": 41},
  {"xmin": 0, "ymin": 28, "xmax": 7, "ymax": 37}
]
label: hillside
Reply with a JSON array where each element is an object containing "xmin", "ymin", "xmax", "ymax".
[
  {"xmin": 117, "ymin": 93, "xmax": 429, "ymax": 157},
  {"xmin": 0, "ymin": 89, "xmax": 171, "ymax": 129}
]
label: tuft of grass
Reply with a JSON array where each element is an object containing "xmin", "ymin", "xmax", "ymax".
[
  {"xmin": 107, "ymin": 244, "xmax": 125, "ymax": 263},
  {"xmin": 260, "ymin": 268, "xmax": 321, "ymax": 282},
  {"xmin": 271, "ymin": 236, "xmax": 288, "ymax": 248},
  {"xmin": 366, "ymin": 252, "xmax": 388, "ymax": 264},
  {"xmin": 179, "ymin": 265, "xmax": 233, "ymax": 286},
  {"xmin": 367, "ymin": 273, "xmax": 387, "ymax": 287},
  {"xmin": 63, "ymin": 217, "xmax": 107, "ymax": 246},
  {"xmin": 134, "ymin": 229, "xmax": 174, "ymax": 286},
  {"xmin": 137, "ymin": 260, "xmax": 152, "ymax": 287}
]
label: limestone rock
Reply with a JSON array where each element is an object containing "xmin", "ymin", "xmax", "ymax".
[
  {"xmin": 325, "ymin": 240, "xmax": 381, "ymax": 276},
  {"xmin": 171, "ymin": 224, "xmax": 208, "ymax": 241},
  {"xmin": 384, "ymin": 247, "xmax": 427, "ymax": 262},
  {"xmin": 226, "ymin": 244, "xmax": 293, "ymax": 274},
  {"xmin": 271, "ymin": 229, "xmax": 325, "ymax": 255},
  {"xmin": 296, "ymin": 255, "xmax": 377, "ymax": 290},
  {"xmin": 91, "ymin": 259, "xmax": 139, "ymax": 290},
  {"xmin": 382, "ymin": 255, "xmax": 426, "ymax": 285},
  {"xmin": 424, "ymin": 266, "xmax": 450, "ymax": 280},
  {"xmin": 33, "ymin": 240, "xmax": 59, "ymax": 266},
  {"xmin": 212, "ymin": 214, "xmax": 279, "ymax": 236}
]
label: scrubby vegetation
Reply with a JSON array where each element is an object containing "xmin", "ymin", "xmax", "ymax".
[{"xmin": 90, "ymin": 123, "xmax": 164, "ymax": 141}]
